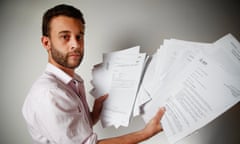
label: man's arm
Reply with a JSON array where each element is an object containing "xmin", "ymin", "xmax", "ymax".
[{"xmin": 97, "ymin": 108, "xmax": 165, "ymax": 144}]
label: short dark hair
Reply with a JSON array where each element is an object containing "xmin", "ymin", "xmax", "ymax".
[{"xmin": 42, "ymin": 4, "xmax": 85, "ymax": 36}]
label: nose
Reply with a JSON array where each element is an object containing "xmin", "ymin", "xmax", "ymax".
[{"xmin": 70, "ymin": 37, "xmax": 81, "ymax": 50}]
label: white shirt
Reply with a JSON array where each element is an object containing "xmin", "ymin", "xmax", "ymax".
[{"xmin": 22, "ymin": 63, "xmax": 97, "ymax": 144}]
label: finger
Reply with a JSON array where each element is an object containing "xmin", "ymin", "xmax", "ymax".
[
  {"xmin": 97, "ymin": 94, "xmax": 108, "ymax": 102},
  {"xmin": 102, "ymin": 93, "xmax": 108, "ymax": 99},
  {"xmin": 154, "ymin": 107, "xmax": 166, "ymax": 121}
]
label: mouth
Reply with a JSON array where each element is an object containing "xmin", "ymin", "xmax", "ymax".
[
  {"xmin": 69, "ymin": 54, "xmax": 80, "ymax": 57},
  {"xmin": 68, "ymin": 54, "xmax": 81, "ymax": 61},
  {"xmin": 69, "ymin": 52, "xmax": 81, "ymax": 57}
]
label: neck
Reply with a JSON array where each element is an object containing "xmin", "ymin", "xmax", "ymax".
[
  {"xmin": 49, "ymin": 58, "xmax": 75, "ymax": 77},
  {"xmin": 61, "ymin": 67, "xmax": 75, "ymax": 77}
]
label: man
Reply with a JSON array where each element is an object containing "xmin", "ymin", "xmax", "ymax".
[{"xmin": 22, "ymin": 4, "xmax": 165, "ymax": 144}]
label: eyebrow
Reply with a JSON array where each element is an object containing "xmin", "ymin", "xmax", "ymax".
[
  {"xmin": 58, "ymin": 30, "xmax": 84, "ymax": 35},
  {"xmin": 58, "ymin": 31, "xmax": 70, "ymax": 35}
]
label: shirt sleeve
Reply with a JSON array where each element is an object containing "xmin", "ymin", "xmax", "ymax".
[{"xmin": 35, "ymin": 88, "xmax": 97, "ymax": 144}]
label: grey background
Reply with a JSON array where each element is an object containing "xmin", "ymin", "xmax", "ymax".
[{"xmin": 0, "ymin": 0, "xmax": 239, "ymax": 143}]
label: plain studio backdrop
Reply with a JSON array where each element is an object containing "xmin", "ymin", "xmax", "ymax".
[{"xmin": 0, "ymin": 0, "xmax": 239, "ymax": 143}]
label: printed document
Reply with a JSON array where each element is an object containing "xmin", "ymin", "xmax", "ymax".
[
  {"xmin": 90, "ymin": 46, "xmax": 147, "ymax": 128},
  {"xmin": 161, "ymin": 55, "xmax": 240, "ymax": 144},
  {"xmin": 141, "ymin": 34, "xmax": 240, "ymax": 143},
  {"xmin": 90, "ymin": 34, "xmax": 240, "ymax": 143}
]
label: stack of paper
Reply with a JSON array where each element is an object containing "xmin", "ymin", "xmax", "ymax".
[
  {"xmin": 90, "ymin": 46, "xmax": 148, "ymax": 128},
  {"xmin": 138, "ymin": 38, "xmax": 214, "ymax": 120},
  {"xmin": 133, "ymin": 38, "xmax": 214, "ymax": 117},
  {"xmin": 138, "ymin": 34, "xmax": 240, "ymax": 144},
  {"xmin": 90, "ymin": 34, "xmax": 240, "ymax": 143}
]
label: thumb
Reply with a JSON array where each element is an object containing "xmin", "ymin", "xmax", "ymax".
[
  {"xmin": 95, "ymin": 94, "xmax": 108, "ymax": 105},
  {"xmin": 154, "ymin": 107, "xmax": 166, "ymax": 122}
]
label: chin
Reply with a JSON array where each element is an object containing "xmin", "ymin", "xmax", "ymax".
[{"xmin": 69, "ymin": 62, "xmax": 81, "ymax": 69}]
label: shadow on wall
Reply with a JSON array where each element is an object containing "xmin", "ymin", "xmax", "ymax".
[{"xmin": 206, "ymin": 103, "xmax": 240, "ymax": 144}]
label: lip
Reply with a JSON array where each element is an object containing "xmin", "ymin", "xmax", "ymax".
[
  {"xmin": 69, "ymin": 53, "xmax": 80, "ymax": 57},
  {"xmin": 70, "ymin": 54, "xmax": 80, "ymax": 56}
]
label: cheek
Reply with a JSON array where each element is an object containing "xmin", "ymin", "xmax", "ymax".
[
  {"xmin": 81, "ymin": 47, "xmax": 84, "ymax": 53},
  {"xmin": 80, "ymin": 41, "xmax": 84, "ymax": 53},
  {"xmin": 80, "ymin": 48, "xmax": 84, "ymax": 58},
  {"xmin": 51, "ymin": 42, "xmax": 68, "ymax": 53}
]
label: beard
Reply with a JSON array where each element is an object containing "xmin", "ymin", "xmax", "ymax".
[{"xmin": 50, "ymin": 45, "xmax": 83, "ymax": 69}]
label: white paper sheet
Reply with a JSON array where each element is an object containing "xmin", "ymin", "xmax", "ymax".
[
  {"xmin": 141, "ymin": 39, "xmax": 213, "ymax": 122},
  {"xmin": 101, "ymin": 53, "xmax": 146, "ymax": 128},
  {"xmin": 90, "ymin": 34, "xmax": 240, "ymax": 141},
  {"xmin": 142, "ymin": 34, "xmax": 240, "ymax": 143},
  {"xmin": 90, "ymin": 46, "xmax": 147, "ymax": 128},
  {"xmin": 161, "ymin": 54, "xmax": 240, "ymax": 144}
]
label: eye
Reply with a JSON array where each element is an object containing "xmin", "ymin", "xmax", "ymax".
[
  {"xmin": 60, "ymin": 34, "xmax": 70, "ymax": 41},
  {"xmin": 76, "ymin": 35, "xmax": 83, "ymax": 41}
]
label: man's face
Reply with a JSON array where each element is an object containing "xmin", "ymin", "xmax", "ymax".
[{"xmin": 47, "ymin": 15, "xmax": 84, "ymax": 69}]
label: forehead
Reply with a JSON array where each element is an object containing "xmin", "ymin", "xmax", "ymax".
[{"xmin": 49, "ymin": 15, "xmax": 84, "ymax": 35}]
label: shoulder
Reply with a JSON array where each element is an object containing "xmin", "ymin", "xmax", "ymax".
[
  {"xmin": 22, "ymin": 71, "xmax": 80, "ymax": 123},
  {"xmin": 26, "ymin": 72, "xmax": 79, "ymax": 112},
  {"xmin": 27, "ymin": 73, "xmax": 57, "ymax": 99}
]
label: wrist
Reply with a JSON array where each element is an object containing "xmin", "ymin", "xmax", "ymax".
[
  {"xmin": 90, "ymin": 112, "xmax": 98, "ymax": 125},
  {"xmin": 141, "ymin": 123, "xmax": 161, "ymax": 140},
  {"xmin": 138, "ymin": 128, "xmax": 152, "ymax": 140}
]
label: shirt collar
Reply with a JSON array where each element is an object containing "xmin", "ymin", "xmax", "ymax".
[{"xmin": 45, "ymin": 63, "xmax": 83, "ymax": 84}]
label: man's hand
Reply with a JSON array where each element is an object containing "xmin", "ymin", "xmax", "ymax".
[
  {"xmin": 91, "ymin": 94, "xmax": 108, "ymax": 125},
  {"xmin": 142, "ymin": 107, "xmax": 166, "ymax": 138},
  {"xmin": 98, "ymin": 107, "xmax": 165, "ymax": 144}
]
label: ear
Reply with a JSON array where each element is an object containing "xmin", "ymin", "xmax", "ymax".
[{"xmin": 41, "ymin": 36, "xmax": 51, "ymax": 51}]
